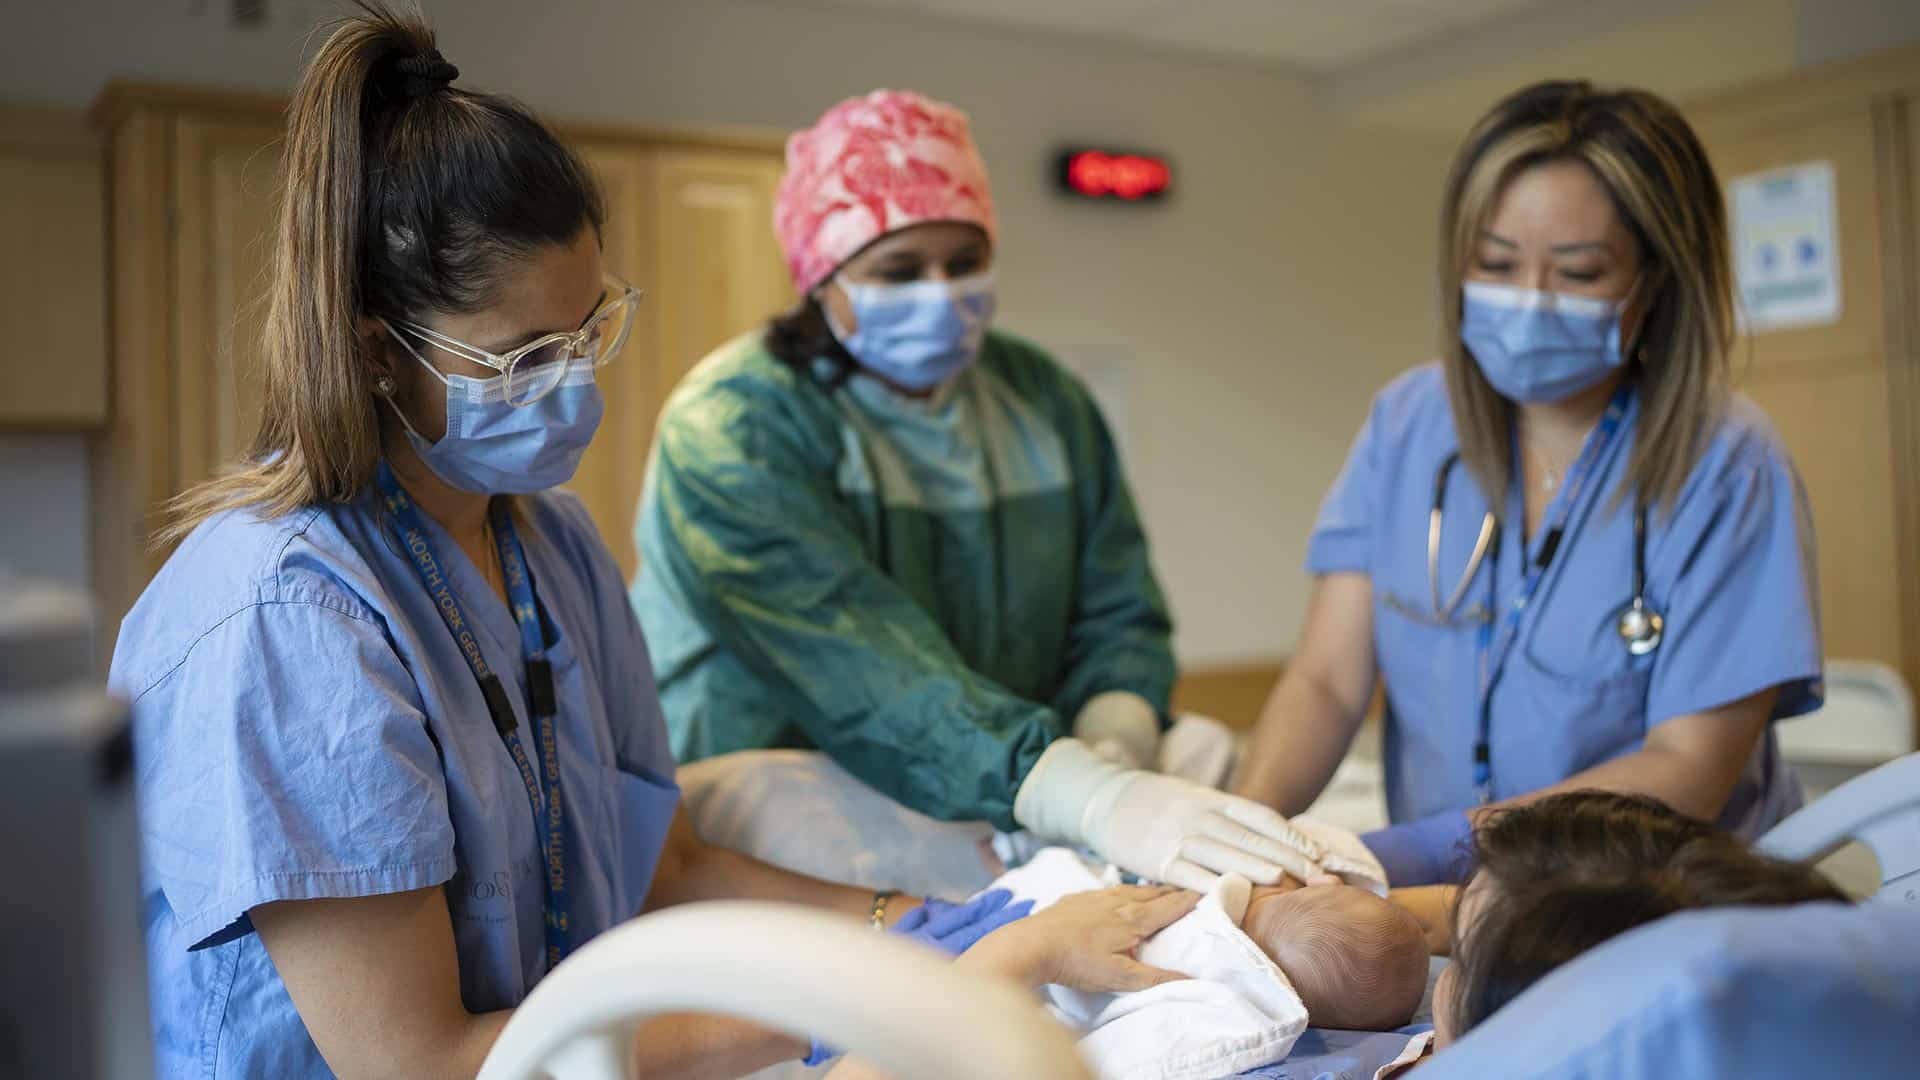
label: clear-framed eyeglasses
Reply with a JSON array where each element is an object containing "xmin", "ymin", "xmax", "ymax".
[{"xmin": 383, "ymin": 274, "xmax": 643, "ymax": 406}]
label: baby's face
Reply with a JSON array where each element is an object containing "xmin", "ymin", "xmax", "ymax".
[{"xmin": 1242, "ymin": 884, "xmax": 1429, "ymax": 1031}]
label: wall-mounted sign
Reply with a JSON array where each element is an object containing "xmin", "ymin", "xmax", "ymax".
[
  {"xmin": 1057, "ymin": 148, "xmax": 1173, "ymax": 202},
  {"xmin": 1730, "ymin": 160, "xmax": 1841, "ymax": 333}
]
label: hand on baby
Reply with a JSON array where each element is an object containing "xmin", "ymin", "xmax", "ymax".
[{"xmin": 963, "ymin": 884, "xmax": 1198, "ymax": 993}]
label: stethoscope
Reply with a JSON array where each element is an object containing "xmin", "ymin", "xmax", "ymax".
[{"xmin": 1419, "ymin": 451, "xmax": 1664, "ymax": 656}]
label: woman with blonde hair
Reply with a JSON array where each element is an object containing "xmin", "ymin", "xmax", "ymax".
[{"xmin": 1235, "ymin": 81, "xmax": 1822, "ymax": 887}]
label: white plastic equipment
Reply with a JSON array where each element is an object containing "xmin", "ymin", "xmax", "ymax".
[
  {"xmin": 1756, "ymin": 750, "xmax": 1920, "ymax": 905},
  {"xmin": 1775, "ymin": 659, "xmax": 1915, "ymax": 769},
  {"xmin": 476, "ymin": 900, "xmax": 1091, "ymax": 1080},
  {"xmin": 0, "ymin": 579, "xmax": 152, "ymax": 1080}
]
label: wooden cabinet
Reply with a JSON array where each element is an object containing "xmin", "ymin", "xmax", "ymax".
[
  {"xmin": 169, "ymin": 114, "xmax": 284, "ymax": 494},
  {"xmin": 570, "ymin": 141, "xmax": 792, "ymax": 576},
  {"xmin": 89, "ymin": 85, "xmax": 791, "ymax": 637},
  {"xmin": 0, "ymin": 106, "xmax": 108, "ymax": 428},
  {"xmin": 1688, "ymin": 45, "xmax": 1920, "ymax": 701}
]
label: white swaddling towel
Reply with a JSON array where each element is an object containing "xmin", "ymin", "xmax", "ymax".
[
  {"xmin": 989, "ymin": 816, "xmax": 1390, "ymax": 1080},
  {"xmin": 995, "ymin": 849, "xmax": 1310, "ymax": 1080}
]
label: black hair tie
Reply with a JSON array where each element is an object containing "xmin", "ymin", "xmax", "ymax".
[{"xmin": 392, "ymin": 48, "xmax": 459, "ymax": 99}]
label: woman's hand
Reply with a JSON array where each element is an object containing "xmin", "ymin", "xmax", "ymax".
[{"xmin": 959, "ymin": 885, "xmax": 1199, "ymax": 992}]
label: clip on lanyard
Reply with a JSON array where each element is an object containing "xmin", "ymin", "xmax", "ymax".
[
  {"xmin": 1471, "ymin": 385, "xmax": 1633, "ymax": 803},
  {"xmin": 375, "ymin": 462, "xmax": 571, "ymax": 970}
]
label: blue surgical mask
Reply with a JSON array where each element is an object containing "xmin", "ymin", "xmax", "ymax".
[
  {"xmin": 825, "ymin": 272, "xmax": 997, "ymax": 391},
  {"xmin": 385, "ymin": 336, "xmax": 604, "ymax": 495},
  {"xmin": 1460, "ymin": 281, "xmax": 1627, "ymax": 404}
]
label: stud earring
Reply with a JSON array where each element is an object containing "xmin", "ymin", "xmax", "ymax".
[{"xmin": 375, "ymin": 375, "xmax": 396, "ymax": 396}]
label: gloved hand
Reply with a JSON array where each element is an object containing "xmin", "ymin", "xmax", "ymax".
[
  {"xmin": 1360, "ymin": 810, "xmax": 1475, "ymax": 887},
  {"xmin": 1156, "ymin": 713, "xmax": 1238, "ymax": 789},
  {"xmin": 892, "ymin": 888, "xmax": 1035, "ymax": 956},
  {"xmin": 1013, "ymin": 738, "xmax": 1326, "ymax": 892},
  {"xmin": 1074, "ymin": 691, "xmax": 1162, "ymax": 771},
  {"xmin": 802, "ymin": 889, "xmax": 1035, "ymax": 1065}
]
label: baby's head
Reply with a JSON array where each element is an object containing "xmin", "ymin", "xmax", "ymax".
[{"xmin": 1242, "ymin": 884, "xmax": 1428, "ymax": 1030}]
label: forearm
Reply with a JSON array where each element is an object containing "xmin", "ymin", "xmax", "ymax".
[
  {"xmin": 1234, "ymin": 668, "xmax": 1366, "ymax": 815},
  {"xmin": 1390, "ymin": 885, "xmax": 1458, "ymax": 956},
  {"xmin": 658, "ymin": 842, "xmax": 891, "ymax": 917},
  {"xmin": 1477, "ymin": 691, "xmax": 1776, "ymax": 825},
  {"xmin": 1478, "ymin": 744, "xmax": 1731, "ymax": 823},
  {"xmin": 646, "ymin": 810, "xmax": 920, "ymax": 924},
  {"xmin": 629, "ymin": 1013, "xmax": 806, "ymax": 1080},
  {"xmin": 318, "ymin": 1010, "xmax": 510, "ymax": 1080}
]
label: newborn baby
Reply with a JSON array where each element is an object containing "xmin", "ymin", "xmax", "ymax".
[
  {"xmin": 1242, "ymin": 882, "xmax": 1429, "ymax": 1031},
  {"xmin": 996, "ymin": 842, "xmax": 1428, "ymax": 1080}
]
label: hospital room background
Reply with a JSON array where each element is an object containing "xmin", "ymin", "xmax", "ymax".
[{"xmin": 2, "ymin": 0, "xmax": 1919, "ymax": 1074}]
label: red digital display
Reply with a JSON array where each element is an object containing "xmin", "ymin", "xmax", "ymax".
[{"xmin": 1058, "ymin": 149, "xmax": 1173, "ymax": 202}]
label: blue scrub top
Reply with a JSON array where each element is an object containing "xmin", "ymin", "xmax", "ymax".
[
  {"xmin": 1308, "ymin": 365, "xmax": 1821, "ymax": 838},
  {"xmin": 109, "ymin": 486, "xmax": 681, "ymax": 1079}
]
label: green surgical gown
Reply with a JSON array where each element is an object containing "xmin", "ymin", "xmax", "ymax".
[{"xmin": 631, "ymin": 329, "xmax": 1174, "ymax": 829}]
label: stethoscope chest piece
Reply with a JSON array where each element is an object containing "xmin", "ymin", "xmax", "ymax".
[{"xmin": 1616, "ymin": 597, "xmax": 1664, "ymax": 656}]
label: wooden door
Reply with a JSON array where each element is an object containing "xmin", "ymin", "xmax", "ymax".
[
  {"xmin": 1890, "ymin": 96, "xmax": 1920, "ymax": 702},
  {"xmin": 651, "ymin": 148, "xmax": 793, "ymax": 400},
  {"xmin": 169, "ymin": 114, "xmax": 283, "ymax": 493},
  {"xmin": 565, "ymin": 143, "xmax": 793, "ymax": 579},
  {"xmin": 1696, "ymin": 90, "xmax": 1918, "ymax": 692},
  {"xmin": 570, "ymin": 142, "xmax": 658, "ymax": 572},
  {"xmin": 0, "ymin": 107, "xmax": 108, "ymax": 428}
]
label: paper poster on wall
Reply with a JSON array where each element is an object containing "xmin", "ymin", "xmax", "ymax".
[{"xmin": 1730, "ymin": 160, "xmax": 1841, "ymax": 333}]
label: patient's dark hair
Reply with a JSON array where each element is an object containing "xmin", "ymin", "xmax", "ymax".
[{"xmin": 1446, "ymin": 792, "xmax": 1847, "ymax": 1035}]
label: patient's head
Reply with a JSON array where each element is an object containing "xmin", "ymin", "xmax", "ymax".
[
  {"xmin": 1436, "ymin": 791, "xmax": 1848, "ymax": 1045},
  {"xmin": 1242, "ymin": 884, "xmax": 1428, "ymax": 1030}
]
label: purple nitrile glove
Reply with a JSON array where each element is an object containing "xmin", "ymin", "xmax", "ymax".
[
  {"xmin": 1361, "ymin": 811, "xmax": 1475, "ymax": 887},
  {"xmin": 802, "ymin": 889, "xmax": 1036, "ymax": 1065}
]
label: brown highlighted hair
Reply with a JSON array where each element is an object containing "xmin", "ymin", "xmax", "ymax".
[
  {"xmin": 161, "ymin": 1, "xmax": 604, "ymax": 543},
  {"xmin": 1445, "ymin": 791, "xmax": 1846, "ymax": 1035},
  {"xmin": 1438, "ymin": 80, "xmax": 1734, "ymax": 516}
]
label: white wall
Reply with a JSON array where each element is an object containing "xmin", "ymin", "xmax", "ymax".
[
  {"xmin": 1794, "ymin": 0, "xmax": 1920, "ymax": 66},
  {"xmin": 0, "ymin": 0, "xmax": 1454, "ymax": 668},
  {"xmin": 1331, "ymin": 0, "xmax": 1920, "ymax": 135}
]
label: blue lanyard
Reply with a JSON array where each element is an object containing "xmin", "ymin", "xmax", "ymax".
[
  {"xmin": 375, "ymin": 463, "xmax": 571, "ymax": 970},
  {"xmin": 1471, "ymin": 385, "xmax": 1633, "ymax": 802}
]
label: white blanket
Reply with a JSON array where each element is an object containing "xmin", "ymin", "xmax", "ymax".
[
  {"xmin": 995, "ymin": 849, "xmax": 1302, "ymax": 1080},
  {"xmin": 992, "ymin": 818, "xmax": 1388, "ymax": 1080}
]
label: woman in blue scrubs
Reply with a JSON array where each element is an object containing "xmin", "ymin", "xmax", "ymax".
[
  {"xmin": 1235, "ymin": 80, "xmax": 1823, "ymax": 887},
  {"xmin": 108, "ymin": 8, "xmax": 1195, "ymax": 1077}
]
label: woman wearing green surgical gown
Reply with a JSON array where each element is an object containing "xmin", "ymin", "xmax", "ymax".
[{"xmin": 632, "ymin": 90, "xmax": 1323, "ymax": 891}]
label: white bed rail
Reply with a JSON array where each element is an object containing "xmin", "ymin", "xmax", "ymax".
[
  {"xmin": 476, "ymin": 900, "xmax": 1092, "ymax": 1080},
  {"xmin": 1756, "ymin": 751, "xmax": 1920, "ymax": 905}
]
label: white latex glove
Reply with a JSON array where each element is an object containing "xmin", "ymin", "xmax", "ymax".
[
  {"xmin": 1288, "ymin": 814, "xmax": 1391, "ymax": 895},
  {"xmin": 1072, "ymin": 691, "xmax": 1161, "ymax": 772},
  {"xmin": 1156, "ymin": 713, "xmax": 1238, "ymax": 789},
  {"xmin": 1014, "ymin": 738, "xmax": 1326, "ymax": 892}
]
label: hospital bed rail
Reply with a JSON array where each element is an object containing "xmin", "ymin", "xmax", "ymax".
[
  {"xmin": 475, "ymin": 899, "xmax": 1091, "ymax": 1080},
  {"xmin": 1755, "ymin": 748, "xmax": 1920, "ymax": 903}
]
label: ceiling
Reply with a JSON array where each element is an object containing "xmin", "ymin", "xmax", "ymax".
[{"xmin": 774, "ymin": 0, "xmax": 1567, "ymax": 73}]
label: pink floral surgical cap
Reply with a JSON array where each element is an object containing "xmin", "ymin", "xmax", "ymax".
[{"xmin": 774, "ymin": 89, "xmax": 998, "ymax": 296}]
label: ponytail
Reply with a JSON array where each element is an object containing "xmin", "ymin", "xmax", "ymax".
[{"xmin": 161, "ymin": 0, "xmax": 603, "ymax": 543}]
